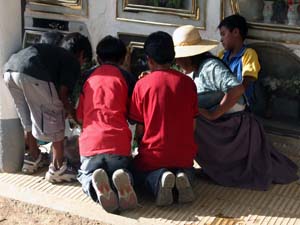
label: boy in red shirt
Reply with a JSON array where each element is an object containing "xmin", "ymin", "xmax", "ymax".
[
  {"xmin": 77, "ymin": 36, "xmax": 137, "ymax": 213},
  {"xmin": 129, "ymin": 31, "xmax": 199, "ymax": 206}
]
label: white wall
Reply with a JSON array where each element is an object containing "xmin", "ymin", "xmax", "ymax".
[
  {"xmin": 85, "ymin": 0, "xmax": 223, "ymax": 54},
  {"xmin": 86, "ymin": 0, "xmax": 300, "ymax": 55},
  {"xmin": 0, "ymin": 0, "xmax": 24, "ymax": 173},
  {"xmin": 0, "ymin": 0, "xmax": 22, "ymax": 119},
  {"xmin": 24, "ymin": 0, "xmax": 300, "ymax": 56},
  {"xmin": 24, "ymin": 0, "xmax": 223, "ymax": 58}
]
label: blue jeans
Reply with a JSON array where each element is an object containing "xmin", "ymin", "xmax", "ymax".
[
  {"xmin": 77, "ymin": 154, "xmax": 132, "ymax": 202},
  {"xmin": 133, "ymin": 168, "xmax": 194, "ymax": 198}
]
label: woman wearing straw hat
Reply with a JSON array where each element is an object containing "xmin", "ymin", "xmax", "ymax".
[{"xmin": 172, "ymin": 25, "xmax": 298, "ymax": 190}]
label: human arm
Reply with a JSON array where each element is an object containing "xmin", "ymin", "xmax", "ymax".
[
  {"xmin": 58, "ymin": 85, "xmax": 77, "ymax": 122},
  {"xmin": 128, "ymin": 81, "xmax": 145, "ymax": 133},
  {"xmin": 198, "ymin": 84, "xmax": 244, "ymax": 120},
  {"xmin": 75, "ymin": 94, "xmax": 84, "ymax": 125},
  {"xmin": 193, "ymin": 118, "xmax": 197, "ymax": 131},
  {"xmin": 242, "ymin": 48, "xmax": 261, "ymax": 89},
  {"xmin": 195, "ymin": 59, "xmax": 245, "ymax": 120},
  {"xmin": 129, "ymin": 87, "xmax": 144, "ymax": 146},
  {"xmin": 58, "ymin": 54, "xmax": 82, "ymax": 123},
  {"xmin": 134, "ymin": 123, "xmax": 144, "ymax": 145},
  {"xmin": 138, "ymin": 70, "xmax": 150, "ymax": 79},
  {"xmin": 242, "ymin": 76, "xmax": 256, "ymax": 90}
]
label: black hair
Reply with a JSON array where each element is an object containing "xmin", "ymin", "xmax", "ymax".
[
  {"xmin": 40, "ymin": 31, "xmax": 63, "ymax": 46},
  {"xmin": 144, "ymin": 31, "xmax": 175, "ymax": 65},
  {"xmin": 60, "ymin": 32, "xmax": 93, "ymax": 62},
  {"xmin": 190, "ymin": 52, "xmax": 232, "ymax": 72},
  {"xmin": 190, "ymin": 52, "xmax": 214, "ymax": 66},
  {"xmin": 96, "ymin": 35, "xmax": 127, "ymax": 64},
  {"xmin": 218, "ymin": 14, "xmax": 248, "ymax": 40}
]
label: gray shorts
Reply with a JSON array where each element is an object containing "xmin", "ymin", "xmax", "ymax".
[{"xmin": 4, "ymin": 72, "xmax": 65, "ymax": 142}]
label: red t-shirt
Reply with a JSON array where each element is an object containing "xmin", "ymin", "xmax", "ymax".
[
  {"xmin": 129, "ymin": 69, "xmax": 199, "ymax": 171},
  {"xmin": 77, "ymin": 64, "xmax": 132, "ymax": 157}
]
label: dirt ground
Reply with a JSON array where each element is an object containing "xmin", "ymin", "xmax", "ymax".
[{"xmin": 0, "ymin": 197, "xmax": 107, "ymax": 225}]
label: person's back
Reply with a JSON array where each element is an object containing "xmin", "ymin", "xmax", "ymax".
[
  {"xmin": 218, "ymin": 14, "xmax": 261, "ymax": 105},
  {"xmin": 3, "ymin": 32, "xmax": 93, "ymax": 183},
  {"xmin": 76, "ymin": 35, "xmax": 137, "ymax": 213},
  {"xmin": 39, "ymin": 30, "xmax": 63, "ymax": 46},
  {"xmin": 129, "ymin": 31, "xmax": 198, "ymax": 207},
  {"xmin": 5, "ymin": 44, "xmax": 80, "ymax": 90},
  {"xmin": 77, "ymin": 64, "xmax": 131, "ymax": 157},
  {"xmin": 131, "ymin": 69, "xmax": 197, "ymax": 171}
]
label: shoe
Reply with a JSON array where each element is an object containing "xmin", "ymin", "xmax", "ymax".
[
  {"xmin": 45, "ymin": 161, "xmax": 77, "ymax": 183},
  {"xmin": 175, "ymin": 172, "xmax": 195, "ymax": 204},
  {"xmin": 112, "ymin": 169, "xmax": 138, "ymax": 210},
  {"xmin": 22, "ymin": 152, "xmax": 49, "ymax": 174},
  {"xmin": 155, "ymin": 171, "xmax": 175, "ymax": 206},
  {"xmin": 92, "ymin": 169, "xmax": 118, "ymax": 213}
]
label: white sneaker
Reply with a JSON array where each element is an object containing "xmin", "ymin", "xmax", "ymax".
[
  {"xmin": 45, "ymin": 161, "xmax": 77, "ymax": 183},
  {"xmin": 175, "ymin": 172, "xmax": 195, "ymax": 204},
  {"xmin": 92, "ymin": 169, "xmax": 118, "ymax": 213},
  {"xmin": 155, "ymin": 171, "xmax": 175, "ymax": 206},
  {"xmin": 22, "ymin": 152, "xmax": 49, "ymax": 174},
  {"xmin": 112, "ymin": 169, "xmax": 138, "ymax": 210}
]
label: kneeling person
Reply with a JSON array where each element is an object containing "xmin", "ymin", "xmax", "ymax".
[
  {"xmin": 77, "ymin": 36, "xmax": 137, "ymax": 213},
  {"xmin": 129, "ymin": 31, "xmax": 199, "ymax": 206}
]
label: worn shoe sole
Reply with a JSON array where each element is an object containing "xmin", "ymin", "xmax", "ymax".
[
  {"xmin": 45, "ymin": 171, "xmax": 77, "ymax": 183},
  {"xmin": 156, "ymin": 171, "xmax": 175, "ymax": 206},
  {"xmin": 112, "ymin": 169, "xmax": 138, "ymax": 210},
  {"xmin": 176, "ymin": 172, "xmax": 195, "ymax": 204},
  {"xmin": 92, "ymin": 169, "xmax": 118, "ymax": 213},
  {"xmin": 22, "ymin": 153, "xmax": 49, "ymax": 175}
]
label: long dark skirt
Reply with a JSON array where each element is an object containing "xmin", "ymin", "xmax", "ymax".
[{"xmin": 195, "ymin": 111, "xmax": 299, "ymax": 191}]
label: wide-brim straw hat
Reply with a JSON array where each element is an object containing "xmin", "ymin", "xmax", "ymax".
[{"xmin": 173, "ymin": 25, "xmax": 219, "ymax": 58}]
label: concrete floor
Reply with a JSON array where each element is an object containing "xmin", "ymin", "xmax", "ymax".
[
  {"xmin": 0, "ymin": 163, "xmax": 300, "ymax": 224},
  {"xmin": 0, "ymin": 135, "xmax": 300, "ymax": 225}
]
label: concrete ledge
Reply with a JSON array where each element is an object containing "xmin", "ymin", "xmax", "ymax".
[{"xmin": 0, "ymin": 180, "xmax": 138, "ymax": 225}]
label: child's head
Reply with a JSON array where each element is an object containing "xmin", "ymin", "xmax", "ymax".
[
  {"xmin": 218, "ymin": 14, "xmax": 248, "ymax": 50},
  {"xmin": 40, "ymin": 31, "xmax": 63, "ymax": 46},
  {"xmin": 60, "ymin": 32, "xmax": 92, "ymax": 65},
  {"xmin": 96, "ymin": 35, "xmax": 127, "ymax": 65},
  {"xmin": 144, "ymin": 31, "xmax": 175, "ymax": 68}
]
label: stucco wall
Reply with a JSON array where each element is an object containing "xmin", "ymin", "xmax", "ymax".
[
  {"xmin": 25, "ymin": 0, "xmax": 223, "ymax": 55},
  {"xmin": 0, "ymin": 0, "xmax": 25, "ymax": 173},
  {"xmin": 83, "ymin": 0, "xmax": 300, "ymax": 55},
  {"xmin": 0, "ymin": 0, "xmax": 22, "ymax": 119},
  {"xmin": 85, "ymin": 0, "xmax": 222, "ymax": 50},
  {"xmin": 24, "ymin": 0, "xmax": 300, "ymax": 56}
]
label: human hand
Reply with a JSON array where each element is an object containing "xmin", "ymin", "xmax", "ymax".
[
  {"xmin": 66, "ymin": 108, "xmax": 78, "ymax": 123},
  {"xmin": 198, "ymin": 108, "xmax": 219, "ymax": 121},
  {"xmin": 138, "ymin": 71, "xmax": 150, "ymax": 79},
  {"xmin": 121, "ymin": 51, "xmax": 131, "ymax": 71}
]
